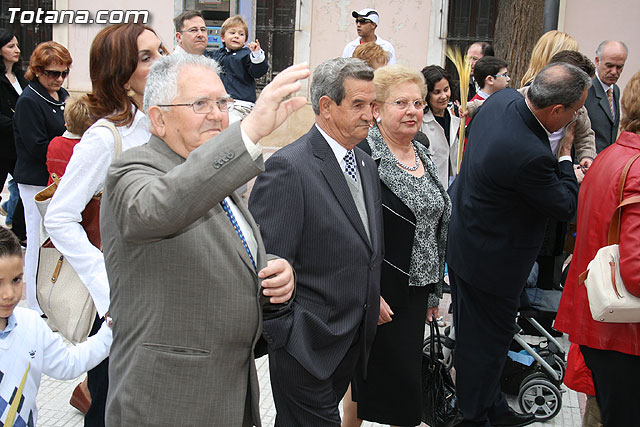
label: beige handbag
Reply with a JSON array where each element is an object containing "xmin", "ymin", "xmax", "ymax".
[
  {"xmin": 579, "ymin": 153, "xmax": 640, "ymax": 323},
  {"xmin": 35, "ymin": 121, "xmax": 122, "ymax": 343}
]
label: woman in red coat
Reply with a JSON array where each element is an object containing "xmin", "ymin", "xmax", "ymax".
[{"xmin": 554, "ymin": 70, "xmax": 640, "ymax": 426}]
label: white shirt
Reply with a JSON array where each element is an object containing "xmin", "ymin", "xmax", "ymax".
[
  {"xmin": 43, "ymin": 109, "xmax": 150, "ymax": 316},
  {"xmin": 342, "ymin": 35, "xmax": 396, "ymax": 64},
  {"xmin": 0, "ymin": 307, "xmax": 111, "ymax": 426},
  {"xmin": 315, "ymin": 123, "xmax": 361, "ymax": 181},
  {"xmin": 11, "ymin": 78, "xmax": 22, "ymax": 95}
]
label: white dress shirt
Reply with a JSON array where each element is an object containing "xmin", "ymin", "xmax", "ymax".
[{"xmin": 315, "ymin": 123, "xmax": 361, "ymax": 181}]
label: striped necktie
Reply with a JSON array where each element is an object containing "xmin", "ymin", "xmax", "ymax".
[
  {"xmin": 607, "ymin": 87, "xmax": 614, "ymax": 117},
  {"xmin": 220, "ymin": 199, "xmax": 256, "ymax": 270}
]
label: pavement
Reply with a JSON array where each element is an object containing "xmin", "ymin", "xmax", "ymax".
[{"xmin": 3, "ymin": 182, "xmax": 586, "ymax": 427}]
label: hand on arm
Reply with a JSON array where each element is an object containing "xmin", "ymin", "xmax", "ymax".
[
  {"xmin": 557, "ymin": 121, "xmax": 577, "ymax": 158},
  {"xmin": 259, "ymin": 258, "xmax": 295, "ymax": 304}
]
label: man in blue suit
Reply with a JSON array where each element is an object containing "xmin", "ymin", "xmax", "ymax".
[{"xmin": 447, "ymin": 63, "xmax": 589, "ymax": 427}]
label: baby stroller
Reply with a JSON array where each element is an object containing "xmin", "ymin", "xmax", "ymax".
[{"xmin": 424, "ymin": 292, "xmax": 566, "ymax": 422}]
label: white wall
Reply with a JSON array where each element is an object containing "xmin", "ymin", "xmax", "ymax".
[{"xmin": 561, "ymin": 0, "xmax": 640, "ymax": 95}]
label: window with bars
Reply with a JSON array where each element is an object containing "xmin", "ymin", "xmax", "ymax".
[
  {"xmin": 445, "ymin": 0, "xmax": 498, "ymax": 99},
  {"xmin": 255, "ymin": 0, "xmax": 296, "ymax": 87},
  {"xmin": 0, "ymin": 0, "xmax": 53, "ymax": 71}
]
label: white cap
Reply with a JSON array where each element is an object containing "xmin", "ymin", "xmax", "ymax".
[{"xmin": 352, "ymin": 8, "xmax": 379, "ymax": 25}]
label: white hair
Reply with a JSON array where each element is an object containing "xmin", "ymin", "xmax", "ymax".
[{"xmin": 143, "ymin": 54, "xmax": 221, "ymax": 113}]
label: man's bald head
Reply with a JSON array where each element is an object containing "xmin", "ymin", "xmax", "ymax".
[{"xmin": 595, "ymin": 40, "xmax": 628, "ymax": 86}]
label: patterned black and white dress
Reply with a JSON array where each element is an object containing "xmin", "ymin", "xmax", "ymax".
[{"xmin": 352, "ymin": 125, "xmax": 451, "ymax": 426}]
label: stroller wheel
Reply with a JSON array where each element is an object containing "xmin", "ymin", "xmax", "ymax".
[
  {"xmin": 518, "ymin": 378, "xmax": 562, "ymax": 422},
  {"xmin": 536, "ymin": 351, "xmax": 566, "ymax": 383}
]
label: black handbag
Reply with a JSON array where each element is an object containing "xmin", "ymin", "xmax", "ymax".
[{"xmin": 422, "ymin": 321, "xmax": 463, "ymax": 427}]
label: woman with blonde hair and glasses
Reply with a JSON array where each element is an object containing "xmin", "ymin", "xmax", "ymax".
[
  {"xmin": 520, "ymin": 30, "xmax": 579, "ymax": 87},
  {"xmin": 343, "ymin": 64, "xmax": 451, "ymax": 427},
  {"xmin": 43, "ymin": 23, "xmax": 166, "ymax": 426}
]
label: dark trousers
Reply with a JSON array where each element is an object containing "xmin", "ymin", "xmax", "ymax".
[
  {"xmin": 268, "ymin": 334, "xmax": 361, "ymax": 427},
  {"xmin": 85, "ymin": 316, "xmax": 109, "ymax": 427},
  {"xmin": 449, "ymin": 268, "xmax": 520, "ymax": 427},
  {"xmin": 581, "ymin": 345, "xmax": 640, "ymax": 427},
  {"xmin": 0, "ymin": 158, "xmax": 26, "ymax": 240}
]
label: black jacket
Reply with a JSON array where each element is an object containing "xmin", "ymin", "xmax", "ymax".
[
  {"xmin": 0, "ymin": 69, "xmax": 27, "ymax": 159},
  {"xmin": 446, "ymin": 88, "xmax": 579, "ymax": 297},
  {"xmin": 13, "ymin": 80, "xmax": 68, "ymax": 185}
]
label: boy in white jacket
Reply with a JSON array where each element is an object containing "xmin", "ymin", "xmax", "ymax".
[{"xmin": 0, "ymin": 227, "xmax": 111, "ymax": 426}]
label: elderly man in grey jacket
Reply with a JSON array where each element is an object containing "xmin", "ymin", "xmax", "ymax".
[{"xmin": 101, "ymin": 54, "xmax": 308, "ymax": 427}]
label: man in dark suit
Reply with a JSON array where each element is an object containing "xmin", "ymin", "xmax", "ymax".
[
  {"xmin": 447, "ymin": 63, "xmax": 589, "ymax": 427},
  {"xmin": 585, "ymin": 40, "xmax": 628, "ymax": 153},
  {"xmin": 249, "ymin": 57, "xmax": 383, "ymax": 426}
]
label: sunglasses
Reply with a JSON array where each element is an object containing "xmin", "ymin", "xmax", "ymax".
[
  {"xmin": 43, "ymin": 69, "xmax": 69, "ymax": 79},
  {"xmin": 355, "ymin": 18, "xmax": 373, "ymax": 24}
]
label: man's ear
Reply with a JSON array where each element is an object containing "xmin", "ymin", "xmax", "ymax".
[
  {"xmin": 175, "ymin": 31, "xmax": 183, "ymax": 46},
  {"xmin": 148, "ymin": 106, "xmax": 167, "ymax": 138},
  {"xmin": 318, "ymin": 95, "xmax": 334, "ymax": 120},
  {"xmin": 372, "ymin": 101, "xmax": 381, "ymax": 121}
]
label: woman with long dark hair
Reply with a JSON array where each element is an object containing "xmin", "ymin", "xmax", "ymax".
[
  {"xmin": 0, "ymin": 29, "xmax": 26, "ymax": 239},
  {"xmin": 43, "ymin": 24, "xmax": 166, "ymax": 426}
]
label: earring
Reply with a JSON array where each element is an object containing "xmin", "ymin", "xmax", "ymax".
[{"xmin": 376, "ymin": 117, "xmax": 381, "ymax": 123}]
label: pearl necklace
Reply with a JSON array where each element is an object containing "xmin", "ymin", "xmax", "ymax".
[{"xmin": 393, "ymin": 142, "xmax": 420, "ymax": 171}]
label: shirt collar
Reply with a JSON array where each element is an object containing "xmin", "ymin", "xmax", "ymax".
[
  {"xmin": 596, "ymin": 71, "xmax": 613, "ymax": 93},
  {"xmin": 525, "ymin": 98, "xmax": 552, "ymax": 137},
  {"xmin": 477, "ymin": 90, "xmax": 490, "ymax": 99},
  {"xmin": 0, "ymin": 313, "xmax": 17, "ymax": 340},
  {"xmin": 315, "ymin": 123, "xmax": 348, "ymax": 164}
]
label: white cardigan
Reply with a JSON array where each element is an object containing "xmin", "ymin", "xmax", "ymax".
[
  {"xmin": 43, "ymin": 109, "xmax": 150, "ymax": 316},
  {"xmin": 0, "ymin": 307, "xmax": 111, "ymax": 425},
  {"xmin": 420, "ymin": 107, "xmax": 460, "ymax": 190}
]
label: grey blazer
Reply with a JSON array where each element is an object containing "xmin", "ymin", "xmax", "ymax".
[
  {"xmin": 249, "ymin": 125, "xmax": 383, "ymax": 381},
  {"xmin": 102, "ymin": 123, "xmax": 267, "ymax": 427},
  {"xmin": 585, "ymin": 76, "xmax": 621, "ymax": 153}
]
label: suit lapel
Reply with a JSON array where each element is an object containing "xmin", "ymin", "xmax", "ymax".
[
  {"xmin": 593, "ymin": 78, "xmax": 614, "ymax": 123},
  {"xmin": 310, "ymin": 127, "xmax": 371, "ymax": 249}
]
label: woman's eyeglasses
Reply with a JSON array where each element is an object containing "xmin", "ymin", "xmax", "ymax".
[{"xmin": 43, "ymin": 69, "xmax": 69, "ymax": 79}]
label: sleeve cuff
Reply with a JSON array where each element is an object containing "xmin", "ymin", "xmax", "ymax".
[
  {"xmin": 250, "ymin": 49, "xmax": 265, "ymax": 63},
  {"xmin": 558, "ymin": 155, "xmax": 572, "ymax": 163},
  {"xmin": 240, "ymin": 124, "xmax": 262, "ymax": 160}
]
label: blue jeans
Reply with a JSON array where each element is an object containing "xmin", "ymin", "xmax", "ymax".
[{"xmin": 2, "ymin": 178, "xmax": 19, "ymax": 224}]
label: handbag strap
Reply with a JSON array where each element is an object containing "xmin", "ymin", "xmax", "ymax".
[
  {"xmin": 608, "ymin": 153, "xmax": 640, "ymax": 245},
  {"xmin": 429, "ymin": 320, "xmax": 444, "ymax": 361},
  {"xmin": 92, "ymin": 120, "xmax": 123, "ymax": 159}
]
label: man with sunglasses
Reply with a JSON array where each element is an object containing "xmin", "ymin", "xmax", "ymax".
[
  {"xmin": 173, "ymin": 10, "xmax": 208, "ymax": 56},
  {"xmin": 101, "ymin": 54, "xmax": 307, "ymax": 426},
  {"xmin": 342, "ymin": 8, "xmax": 396, "ymax": 65}
]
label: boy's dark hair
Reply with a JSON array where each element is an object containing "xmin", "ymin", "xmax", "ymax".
[
  {"xmin": 474, "ymin": 56, "xmax": 508, "ymax": 89},
  {"xmin": 549, "ymin": 50, "xmax": 596, "ymax": 78},
  {"xmin": 0, "ymin": 227, "xmax": 22, "ymax": 258},
  {"xmin": 173, "ymin": 10, "xmax": 203, "ymax": 32}
]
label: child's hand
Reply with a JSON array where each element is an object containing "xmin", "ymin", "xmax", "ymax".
[{"xmin": 248, "ymin": 39, "xmax": 261, "ymax": 52}]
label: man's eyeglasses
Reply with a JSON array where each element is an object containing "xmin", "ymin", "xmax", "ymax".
[
  {"xmin": 179, "ymin": 27, "xmax": 207, "ymax": 35},
  {"xmin": 386, "ymin": 99, "xmax": 427, "ymax": 111},
  {"xmin": 158, "ymin": 97, "xmax": 235, "ymax": 114},
  {"xmin": 355, "ymin": 18, "xmax": 373, "ymax": 24},
  {"xmin": 43, "ymin": 69, "xmax": 69, "ymax": 79},
  {"xmin": 491, "ymin": 73, "xmax": 509, "ymax": 78}
]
